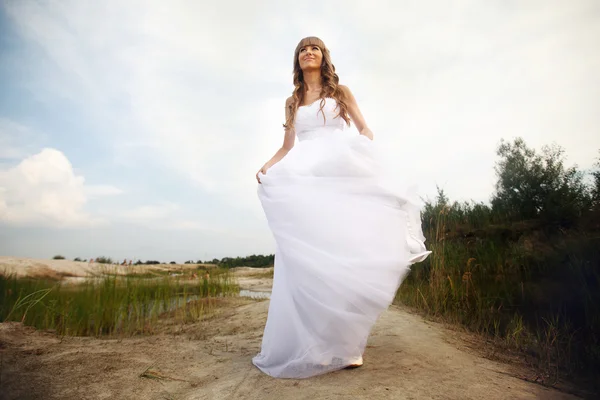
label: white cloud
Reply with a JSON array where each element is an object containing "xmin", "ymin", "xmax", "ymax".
[
  {"xmin": 119, "ymin": 202, "xmax": 226, "ymax": 232},
  {"xmin": 121, "ymin": 203, "xmax": 180, "ymax": 222},
  {"xmin": 85, "ymin": 185, "xmax": 124, "ymax": 198},
  {"xmin": 0, "ymin": 146, "xmax": 229, "ymax": 234},
  {"xmin": 0, "ymin": 148, "xmax": 113, "ymax": 228}
]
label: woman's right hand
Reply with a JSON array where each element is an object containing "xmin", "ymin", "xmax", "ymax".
[{"xmin": 256, "ymin": 165, "xmax": 268, "ymax": 184}]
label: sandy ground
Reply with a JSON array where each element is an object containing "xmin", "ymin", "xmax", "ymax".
[
  {"xmin": 229, "ymin": 267, "xmax": 273, "ymax": 293},
  {"xmin": 0, "ymin": 256, "xmax": 213, "ymax": 280},
  {"xmin": 0, "ymin": 258, "xmax": 587, "ymax": 400}
]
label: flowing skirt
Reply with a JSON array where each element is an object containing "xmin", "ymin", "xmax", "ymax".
[{"xmin": 253, "ymin": 132, "xmax": 431, "ymax": 378}]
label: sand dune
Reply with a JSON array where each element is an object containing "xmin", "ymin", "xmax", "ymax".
[{"xmin": 0, "ymin": 256, "xmax": 213, "ymax": 279}]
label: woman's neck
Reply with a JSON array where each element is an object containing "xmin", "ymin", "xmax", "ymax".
[{"xmin": 303, "ymin": 71, "xmax": 322, "ymax": 93}]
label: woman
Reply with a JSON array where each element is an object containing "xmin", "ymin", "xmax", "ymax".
[{"xmin": 253, "ymin": 37, "xmax": 431, "ymax": 379}]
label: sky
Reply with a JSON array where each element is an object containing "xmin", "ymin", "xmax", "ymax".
[{"xmin": 0, "ymin": 0, "xmax": 599, "ymax": 262}]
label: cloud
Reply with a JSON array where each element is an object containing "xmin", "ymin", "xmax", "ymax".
[
  {"xmin": 119, "ymin": 202, "xmax": 226, "ymax": 232},
  {"xmin": 0, "ymin": 144, "xmax": 224, "ymax": 232},
  {"xmin": 0, "ymin": 148, "xmax": 109, "ymax": 227},
  {"xmin": 85, "ymin": 185, "xmax": 124, "ymax": 198},
  {"xmin": 121, "ymin": 203, "xmax": 180, "ymax": 222}
]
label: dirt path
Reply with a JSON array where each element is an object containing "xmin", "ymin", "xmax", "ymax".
[{"xmin": 0, "ymin": 260, "xmax": 584, "ymax": 399}]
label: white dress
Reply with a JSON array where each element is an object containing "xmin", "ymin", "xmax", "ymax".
[{"xmin": 253, "ymin": 97, "xmax": 431, "ymax": 379}]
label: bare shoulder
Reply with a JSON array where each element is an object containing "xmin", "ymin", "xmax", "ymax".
[{"xmin": 338, "ymin": 85, "xmax": 356, "ymax": 102}]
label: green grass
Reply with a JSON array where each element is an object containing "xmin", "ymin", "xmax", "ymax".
[
  {"xmin": 247, "ymin": 269, "xmax": 275, "ymax": 279},
  {"xmin": 0, "ymin": 269, "xmax": 239, "ymax": 337},
  {"xmin": 396, "ymin": 205, "xmax": 600, "ymax": 388}
]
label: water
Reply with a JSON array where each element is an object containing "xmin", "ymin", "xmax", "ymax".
[
  {"xmin": 60, "ymin": 276, "xmax": 271, "ymax": 316},
  {"xmin": 239, "ymin": 289, "xmax": 271, "ymax": 299},
  {"xmin": 165, "ymin": 289, "xmax": 270, "ymax": 313}
]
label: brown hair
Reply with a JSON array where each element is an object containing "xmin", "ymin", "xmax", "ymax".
[{"xmin": 283, "ymin": 36, "xmax": 351, "ymax": 130}]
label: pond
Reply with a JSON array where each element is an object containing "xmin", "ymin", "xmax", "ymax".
[{"xmin": 239, "ymin": 289, "xmax": 271, "ymax": 299}]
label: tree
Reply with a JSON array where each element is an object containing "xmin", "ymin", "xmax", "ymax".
[
  {"xmin": 591, "ymin": 151, "xmax": 600, "ymax": 209},
  {"xmin": 95, "ymin": 256, "xmax": 113, "ymax": 264},
  {"xmin": 491, "ymin": 138, "xmax": 590, "ymax": 226}
]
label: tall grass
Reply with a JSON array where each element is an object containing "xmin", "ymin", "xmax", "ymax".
[
  {"xmin": 0, "ymin": 268, "xmax": 239, "ymax": 337},
  {"xmin": 397, "ymin": 203, "xmax": 600, "ymax": 386}
]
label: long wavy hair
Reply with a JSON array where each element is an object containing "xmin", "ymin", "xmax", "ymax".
[{"xmin": 283, "ymin": 36, "xmax": 351, "ymax": 130}]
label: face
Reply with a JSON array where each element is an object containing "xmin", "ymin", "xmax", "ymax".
[{"xmin": 297, "ymin": 44, "xmax": 323, "ymax": 71}]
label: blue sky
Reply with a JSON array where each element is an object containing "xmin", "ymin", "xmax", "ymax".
[{"xmin": 1, "ymin": 0, "xmax": 599, "ymax": 262}]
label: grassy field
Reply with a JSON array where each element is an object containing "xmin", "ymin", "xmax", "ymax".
[{"xmin": 0, "ymin": 267, "xmax": 239, "ymax": 337}]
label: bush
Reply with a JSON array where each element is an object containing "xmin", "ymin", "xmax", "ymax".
[
  {"xmin": 402, "ymin": 189, "xmax": 600, "ymax": 387},
  {"xmin": 95, "ymin": 256, "xmax": 113, "ymax": 264},
  {"xmin": 52, "ymin": 255, "xmax": 65, "ymax": 260},
  {"xmin": 403, "ymin": 140, "xmax": 600, "ymax": 389},
  {"xmin": 216, "ymin": 254, "xmax": 275, "ymax": 268}
]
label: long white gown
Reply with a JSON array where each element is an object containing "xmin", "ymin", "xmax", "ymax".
[{"xmin": 253, "ymin": 97, "xmax": 431, "ymax": 379}]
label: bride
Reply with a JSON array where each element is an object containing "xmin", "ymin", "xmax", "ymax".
[{"xmin": 252, "ymin": 36, "xmax": 431, "ymax": 379}]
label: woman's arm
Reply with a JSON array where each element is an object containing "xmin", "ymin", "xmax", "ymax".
[
  {"xmin": 339, "ymin": 85, "xmax": 374, "ymax": 140},
  {"xmin": 256, "ymin": 97, "xmax": 296, "ymax": 183}
]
